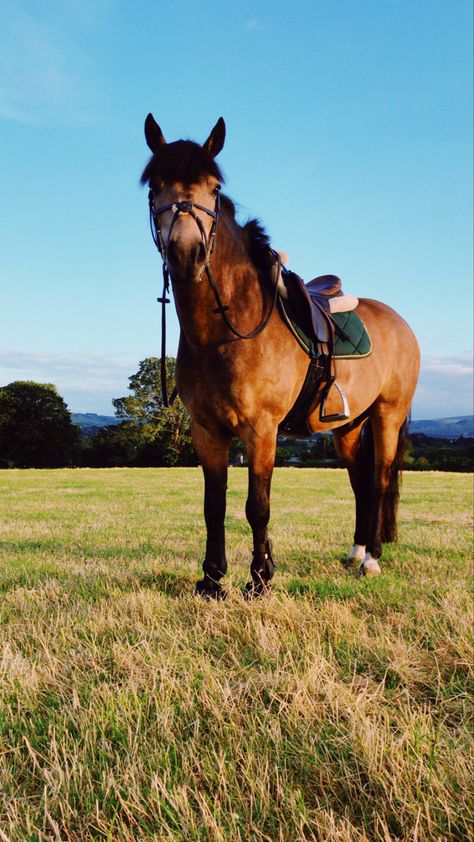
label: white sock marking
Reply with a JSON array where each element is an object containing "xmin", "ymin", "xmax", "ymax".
[
  {"xmin": 358, "ymin": 552, "xmax": 382, "ymax": 577},
  {"xmin": 349, "ymin": 544, "xmax": 366, "ymax": 562}
]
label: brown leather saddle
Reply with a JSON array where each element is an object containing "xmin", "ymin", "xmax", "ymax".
[
  {"xmin": 283, "ymin": 271, "xmax": 344, "ymax": 343},
  {"xmin": 278, "ymin": 270, "xmax": 351, "ymax": 435}
]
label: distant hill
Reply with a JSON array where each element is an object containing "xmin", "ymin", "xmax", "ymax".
[
  {"xmin": 72, "ymin": 413, "xmax": 121, "ymax": 436},
  {"xmin": 72, "ymin": 412, "xmax": 473, "ymax": 440},
  {"xmin": 410, "ymin": 416, "xmax": 473, "ymax": 439}
]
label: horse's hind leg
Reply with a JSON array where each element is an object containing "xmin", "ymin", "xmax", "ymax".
[
  {"xmin": 242, "ymin": 426, "xmax": 277, "ymax": 597},
  {"xmin": 333, "ymin": 417, "xmax": 373, "ymax": 565},
  {"xmin": 363, "ymin": 408, "xmax": 409, "ymax": 576},
  {"xmin": 192, "ymin": 421, "xmax": 232, "ymax": 598}
]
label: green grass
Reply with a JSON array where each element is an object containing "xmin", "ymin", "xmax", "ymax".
[{"xmin": 0, "ymin": 467, "xmax": 472, "ymax": 841}]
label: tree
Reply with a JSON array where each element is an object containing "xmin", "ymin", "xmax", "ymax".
[
  {"xmin": 85, "ymin": 422, "xmax": 144, "ymax": 468},
  {"xmin": 0, "ymin": 381, "xmax": 81, "ymax": 468},
  {"xmin": 112, "ymin": 358, "xmax": 197, "ymax": 466}
]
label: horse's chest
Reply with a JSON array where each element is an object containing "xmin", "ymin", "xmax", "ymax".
[{"xmin": 177, "ymin": 358, "xmax": 250, "ymax": 427}]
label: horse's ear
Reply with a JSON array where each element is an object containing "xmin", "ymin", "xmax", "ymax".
[
  {"xmin": 144, "ymin": 113, "xmax": 166, "ymax": 152},
  {"xmin": 202, "ymin": 117, "xmax": 226, "ymax": 157}
]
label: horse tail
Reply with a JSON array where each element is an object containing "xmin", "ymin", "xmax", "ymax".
[{"xmin": 380, "ymin": 416, "xmax": 410, "ymax": 543}]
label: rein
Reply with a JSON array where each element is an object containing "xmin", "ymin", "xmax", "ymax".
[{"xmin": 148, "ymin": 189, "xmax": 280, "ymax": 405}]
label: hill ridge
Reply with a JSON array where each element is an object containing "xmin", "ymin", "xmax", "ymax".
[{"xmin": 71, "ymin": 412, "xmax": 473, "ymax": 439}]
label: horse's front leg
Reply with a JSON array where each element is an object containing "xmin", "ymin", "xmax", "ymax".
[
  {"xmin": 242, "ymin": 425, "xmax": 277, "ymax": 597},
  {"xmin": 192, "ymin": 420, "xmax": 231, "ymax": 599}
]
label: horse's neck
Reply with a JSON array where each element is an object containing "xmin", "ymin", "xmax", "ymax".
[{"xmin": 173, "ymin": 220, "xmax": 263, "ymax": 350}]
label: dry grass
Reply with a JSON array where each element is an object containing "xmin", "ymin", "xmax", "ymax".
[{"xmin": 0, "ymin": 467, "xmax": 472, "ymax": 841}]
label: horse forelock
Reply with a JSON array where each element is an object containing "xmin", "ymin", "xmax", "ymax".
[
  {"xmin": 140, "ymin": 139, "xmax": 224, "ymax": 187},
  {"xmin": 140, "ymin": 139, "xmax": 273, "ymax": 278}
]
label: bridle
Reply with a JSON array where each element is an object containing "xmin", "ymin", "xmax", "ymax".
[
  {"xmin": 148, "ymin": 187, "xmax": 280, "ymax": 406},
  {"xmin": 148, "ymin": 189, "xmax": 220, "ymax": 272}
]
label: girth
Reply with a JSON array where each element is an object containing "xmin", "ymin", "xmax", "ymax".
[{"xmin": 278, "ymin": 269, "xmax": 352, "ymax": 435}]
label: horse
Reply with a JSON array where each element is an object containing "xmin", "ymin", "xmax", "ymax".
[{"xmin": 141, "ymin": 115, "xmax": 420, "ymax": 598}]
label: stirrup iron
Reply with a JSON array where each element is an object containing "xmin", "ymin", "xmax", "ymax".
[{"xmin": 319, "ymin": 380, "xmax": 350, "ymax": 423}]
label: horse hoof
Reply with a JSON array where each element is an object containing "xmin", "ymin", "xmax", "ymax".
[
  {"xmin": 243, "ymin": 580, "xmax": 271, "ymax": 600},
  {"xmin": 357, "ymin": 555, "xmax": 381, "ymax": 578},
  {"xmin": 195, "ymin": 578, "xmax": 227, "ymax": 600}
]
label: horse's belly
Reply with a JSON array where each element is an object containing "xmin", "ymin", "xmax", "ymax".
[{"xmin": 305, "ymin": 364, "xmax": 382, "ymax": 433}]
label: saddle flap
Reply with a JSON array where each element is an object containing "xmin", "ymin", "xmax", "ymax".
[{"xmin": 283, "ymin": 269, "xmax": 335, "ymax": 344}]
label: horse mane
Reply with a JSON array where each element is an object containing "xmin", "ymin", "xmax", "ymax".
[
  {"xmin": 218, "ymin": 196, "xmax": 273, "ymax": 277},
  {"xmin": 141, "ymin": 140, "xmax": 224, "ymax": 187},
  {"xmin": 141, "ymin": 140, "xmax": 273, "ymax": 277},
  {"xmin": 241, "ymin": 217, "xmax": 273, "ymax": 278}
]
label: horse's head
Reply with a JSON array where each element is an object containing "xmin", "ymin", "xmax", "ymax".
[{"xmin": 141, "ymin": 115, "xmax": 226, "ymax": 283}]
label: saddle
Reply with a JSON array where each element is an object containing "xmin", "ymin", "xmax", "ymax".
[
  {"xmin": 282, "ymin": 271, "xmax": 349, "ymax": 342},
  {"xmin": 276, "ymin": 267, "xmax": 369, "ymax": 436}
]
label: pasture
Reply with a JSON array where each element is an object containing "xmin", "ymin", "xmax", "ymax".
[{"xmin": 0, "ymin": 467, "xmax": 472, "ymax": 841}]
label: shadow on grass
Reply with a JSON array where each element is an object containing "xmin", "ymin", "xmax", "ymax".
[
  {"xmin": 287, "ymin": 578, "xmax": 360, "ymax": 601},
  {"xmin": 0, "ymin": 566, "xmax": 196, "ymax": 600},
  {"xmin": 132, "ymin": 570, "xmax": 195, "ymax": 597},
  {"xmin": 0, "ymin": 538, "xmax": 63, "ymax": 554},
  {"xmin": 0, "ymin": 538, "xmax": 197, "ymax": 565},
  {"xmin": 0, "ymin": 566, "xmax": 67, "ymax": 593}
]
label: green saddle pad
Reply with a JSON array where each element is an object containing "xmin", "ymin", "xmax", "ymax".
[
  {"xmin": 332, "ymin": 310, "xmax": 372, "ymax": 358},
  {"xmin": 279, "ymin": 298, "xmax": 372, "ymax": 359}
]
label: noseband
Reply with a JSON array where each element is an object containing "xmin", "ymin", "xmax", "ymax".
[
  {"xmin": 147, "ymin": 187, "xmax": 280, "ymax": 407},
  {"xmin": 148, "ymin": 189, "xmax": 220, "ymax": 272}
]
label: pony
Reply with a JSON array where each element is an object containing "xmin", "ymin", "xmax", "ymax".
[{"xmin": 141, "ymin": 115, "xmax": 420, "ymax": 597}]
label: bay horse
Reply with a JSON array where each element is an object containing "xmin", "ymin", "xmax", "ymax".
[{"xmin": 141, "ymin": 115, "xmax": 420, "ymax": 598}]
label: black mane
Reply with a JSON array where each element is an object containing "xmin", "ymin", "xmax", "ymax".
[
  {"xmin": 141, "ymin": 140, "xmax": 224, "ymax": 187},
  {"xmin": 242, "ymin": 218, "xmax": 273, "ymax": 278},
  {"xmin": 221, "ymin": 201, "xmax": 273, "ymax": 280},
  {"xmin": 141, "ymin": 141, "xmax": 273, "ymax": 277}
]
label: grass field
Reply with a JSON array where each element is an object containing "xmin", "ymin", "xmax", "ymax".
[{"xmin": 0, "ymin": 467, "xmax": 472, "ymax": 841}]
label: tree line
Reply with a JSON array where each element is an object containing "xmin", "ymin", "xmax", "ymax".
[
  {"xmin": 0, "ymin": 359, "xmax": 197, "ymax": 469},
  {"xmin": 276, "ymin": 433, "xmax": 474, "ymax": 472},
  {"xmin": 0, "ymin": 360, "xmax": 472, "ymax": 470}
]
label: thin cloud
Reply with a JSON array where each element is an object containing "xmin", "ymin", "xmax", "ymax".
[
  {"xmin": 0, "ymin": 350, "xmax": 135, "ymax": 393},
  {"xmin": 412, "ymin": 353, "xmax": 473, "ymax": 418},
  {"xmin": 245, "ymin": 19, "xmax": 265, "ymax": 31},
  {"xmin": 419, "ymin": 354, "xmax": 473, "ymax": 388}
]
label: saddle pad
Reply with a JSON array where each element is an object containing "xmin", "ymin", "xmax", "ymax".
[
  {"xmin": 279, "ymin": 297, "xmax": 372, "ymax": 359},
  {"xmin": 332, "ymin": 311, "xmax": 372, "ymax": 358}
]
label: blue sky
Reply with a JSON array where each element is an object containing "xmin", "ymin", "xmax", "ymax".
[{"xmin": 0, "ymin": 0, "xmax": 472, "ymax": 419}]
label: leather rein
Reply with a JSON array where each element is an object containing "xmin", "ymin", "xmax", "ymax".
[{"xmin": 148, "ymin": 188, "xmax": 280, "ymax": 407}]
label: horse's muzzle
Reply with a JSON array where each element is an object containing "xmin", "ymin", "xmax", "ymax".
[{"xmin": 167, "ymin": 239, "xmax": 207, "ymax": 283}]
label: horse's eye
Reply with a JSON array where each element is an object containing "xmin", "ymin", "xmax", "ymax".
[{"xmin": 213, "ymin": 184, "xmax": 221, "ymax": 195}]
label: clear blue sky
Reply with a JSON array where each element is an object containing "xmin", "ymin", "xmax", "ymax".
[{"xmin": 1, "ymin": 0, "xmax": 472, "ymax": 419}]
